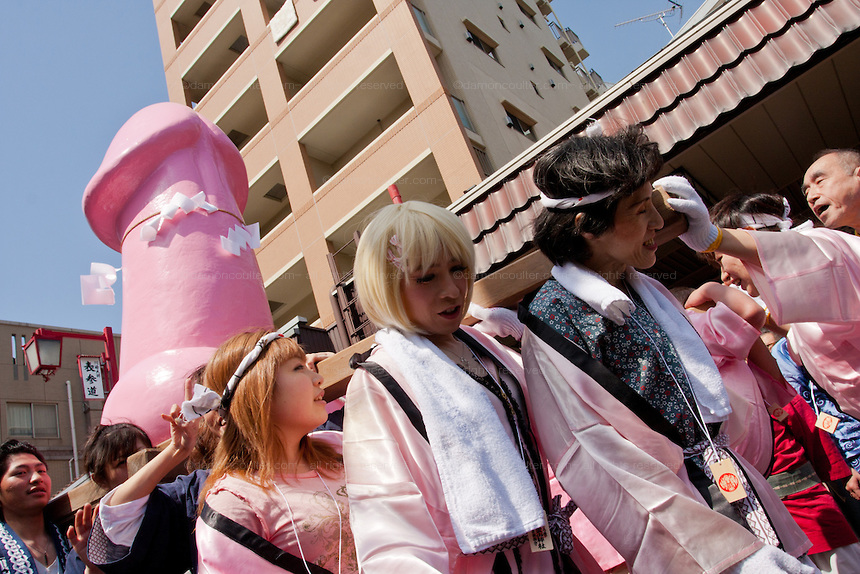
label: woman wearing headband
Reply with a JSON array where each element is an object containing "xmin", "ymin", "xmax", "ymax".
[
  {"xmin": 344, "ymin": 201, "xmax": 596, "ymax": 573},
  {"xmin": 88, "ymin": 334, "xmax": 356, "ymax": 574},
  {"xmin": 192, "ymin": 331, "xmax": 357, "ymax": 574},
  {"xmin": 518, "ymin": 125, "xmax": 813, "ymax": 573}
]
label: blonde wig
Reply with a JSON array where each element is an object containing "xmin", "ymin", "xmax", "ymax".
[{"xmin": 354, "ymin": 201, "xmax": 476, "ymax": 334}]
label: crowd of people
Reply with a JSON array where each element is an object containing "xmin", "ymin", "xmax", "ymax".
[{"xmin": 3, "ymin": 125, "xmax": 860, "ymax": 574}]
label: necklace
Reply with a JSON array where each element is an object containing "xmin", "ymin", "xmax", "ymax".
[
  {"xmin": 442, "ymin": 339, "xmax": 488, "ymax": 378},
  {"xmin": 274, "ymin": 469, "xmax": 343, "ymax": 574},
  {"xmin": 23, "ymin": 538, "xmax": 49, "ymax": 565}
]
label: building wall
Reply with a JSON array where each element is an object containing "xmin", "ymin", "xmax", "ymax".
[
  {"xmin": 151, "ymin": 0, "xmax": 598, "ymax": 336},
  {"xmin": 0, "ymin": 321, "xmax": 120, "ymax": 495}
]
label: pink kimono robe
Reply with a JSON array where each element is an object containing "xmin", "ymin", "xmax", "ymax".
[
  {"xmin": 196, "ymin": 431, "xmax": 356, "ymax": 574},
  {"xmin": 521, "ymin": 277, "xmax": 810, "ymax": 574},
  {"xmin": 343, "ymin": 326, "xmax": 601, "ymax": 573},
  {"xmin": 687, "ymin": 302, "xmax": 792, "ymax": 476},
  {"xmin": 744, "ymin": 228, "xmax": 860, "ymax": 419}
]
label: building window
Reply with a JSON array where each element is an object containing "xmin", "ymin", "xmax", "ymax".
[
  {"xmin": 412, "ymin": 5, "xmax": 435, "ymax": 37},
  {"xmin": 451, "ymin": 96, "xmax": 476, "ymax": 132},
  {"xmin": 516, "ymin": 0, "xmax": 537, "ymax": 25},
  {"xmin": 10, "ymin": 335, "xmax": 18, "ymax": 380},
  {"xmin": 544, "ymin": 51, "xmax": 567, "ymax": 79},
  {"xmin": 466, "ymin": 28, "xmax": 500, "ymax": 63},
  {"xmin": 7, "ymin": 403, "xmax": 59, "ymax": 438},
  {"xmin": 473, "ymin": 146, "xmax": 494, "ymax": 176},
  {"xmin": 9, "ymin": 335, "xmax": 27, "ymax": 381},
  {"xmin": 504, "ymin": 107, "xmax": 536, "ymax": 141}
]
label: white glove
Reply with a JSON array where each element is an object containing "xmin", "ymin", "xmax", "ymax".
[
  {"xmin": 469, "ymin": 303, "xmax": 525, "ymax": 341},
  {"xmin": 655, "ymin": 175, "xmax": 720, "ymax": 252},
  {"xmin": 722, "ymin": 544, "xmax": 817, "ymax": 574}
]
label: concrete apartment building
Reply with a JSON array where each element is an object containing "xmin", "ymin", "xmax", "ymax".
[
  {"xmin": 1, "ymin": 321, "xmax": 119, "ymax": 494},
  {"xmin": 151, "ymin": 0, "xmax": 604, "ymax": 345}
]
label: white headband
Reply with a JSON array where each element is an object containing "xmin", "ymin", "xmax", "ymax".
[
  {"xmin": 539, "ymin": 189, "xmax": 614, "ymax": 210},
  {"xmin": 737, "ymin": 197, "xmax": 792, "ymax": 231},
  {"xmin": 180, "ymin": 332, "xmax": 284, "ymax": 420}
]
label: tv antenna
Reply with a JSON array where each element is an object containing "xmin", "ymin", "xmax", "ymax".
[{"xmin": 615, "ymin": 1, "xmax": 683, "ymax": 39}]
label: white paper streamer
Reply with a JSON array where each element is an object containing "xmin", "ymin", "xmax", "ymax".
[
  {"xmin": 140, "ymin": 191, "xmax": 217, "ymax": 242},
  {"xmin": 180, "ymin": 384, "xmax": 222, "ymax": 421},
  {"xmin": 220, "ymin": 222, "xmax": 261, "ymax": 256},
  {"xmin": 81, "ymin": 262, "xmax": 120, "ymax": 305},
  {"xmin": 584, "ymin": 120, "xmax": 603, "ymax": 137}
]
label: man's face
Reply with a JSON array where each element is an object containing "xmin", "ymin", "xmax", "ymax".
[{"xmin": 802, "ymin": 153, "xmax": 860, "ymax": 229}]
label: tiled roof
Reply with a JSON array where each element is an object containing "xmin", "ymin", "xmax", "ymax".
[{"xmin": 455, "ymin": 0, "xmax": 860, "ymax": 277}]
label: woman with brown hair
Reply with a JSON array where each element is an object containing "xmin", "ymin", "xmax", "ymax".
[{"xmin": 194, "ymin": 331, "xmax": 357, "ymax": 574}]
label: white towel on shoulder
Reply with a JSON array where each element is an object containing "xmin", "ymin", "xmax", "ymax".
[
  {"xmin": 551, "ymin": 263, "xmax": 730, "ymax": 423},
  {"xmin": 374, "ymin": 328, "xmax": 546, "ymax": 554}
]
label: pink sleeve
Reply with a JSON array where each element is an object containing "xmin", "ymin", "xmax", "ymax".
[
  {"xmin": 687, "ymin": 304, "xmax": 776, "ymax": 475},
  {"xmin": 686, "ymin": 302, "xmax": 760, "ymax": 361},
  {"xmin": 343, "ymin": 363, "xmax": 451, "ymax": 573},
  {"xmin": 747, "ymin": 229, "xmax": 860, "ymax": 325},
  {"xmin": 520, "ymin": 331, "xmax": 770, "ymax": 572}
]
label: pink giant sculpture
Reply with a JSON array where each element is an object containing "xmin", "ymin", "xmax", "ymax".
[{"xmin": 83, "ymin": 102, "xmax": 274, "ymax": 443}]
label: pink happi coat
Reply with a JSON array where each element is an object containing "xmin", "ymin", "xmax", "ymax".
[
  {"xmin": 343, "ymin": 325, "xmax": 603, "ymax": 573},
  {"xmin": 744, "ymin": 227, "xmax": 860, "ymax": 419},
  {"xmin": 521, "ymin": 275, "xmax": 810, "ymax": 574}
]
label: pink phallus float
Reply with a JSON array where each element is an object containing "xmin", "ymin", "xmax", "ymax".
[{"xmin": 83, "ymin": 102, "xmax": 274, "ymax": 442}]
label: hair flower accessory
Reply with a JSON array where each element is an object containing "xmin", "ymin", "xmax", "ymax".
[{"xmin": 387, "ymin": 235, "xmax": 405, "ymax": 271}]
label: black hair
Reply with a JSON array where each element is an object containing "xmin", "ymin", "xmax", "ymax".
[
  {"xmin": 811, "ymin": 148, "xmax": 860, "ymax": 171},
  {"xmin": 531, "ymin": 124, "xmax": 663, "ymax": 265},
  {"xmin": 83, "ymin": 423, "xmax": 152, "ymax": 488},
  {"xmin": 0, "ymin": 440, "xmax": 46, "ymax": 477},
  {"xmin": 709, "ymin": 192, "xmax": 789, "ymax": 229}
]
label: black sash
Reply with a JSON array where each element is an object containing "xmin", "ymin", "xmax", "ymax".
[
  {"xmin": 358, "ymin": 361, "xmax": 428, "ymax": 442},
  {"xmin": 518, "ymin": 296, "xmax": 685, "ymax": 447},
  {"xmin": 199, "ymin": 503, "xmax": 335, "ymax": 574},
  {"xmin": 358, "ymin": 343, "xmax": 577, "ymax": 574}
]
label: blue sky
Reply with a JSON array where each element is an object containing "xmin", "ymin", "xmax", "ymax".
[{"xmin": 0, "ymin": 1, "xmax": 693, "ymax": 334}]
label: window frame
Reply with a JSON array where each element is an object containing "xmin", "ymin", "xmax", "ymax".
[
  {"xmin": 504, "ymin": 107, "xmax": 536, "ymax": 141},
  {"xmin": 543, "ymin": 49, "xmax": 568, "ymax": 79},
  {"xmin": 465, "ymin": 26, "xmax": 500, "ymax": 64},
  {"xmin": 451, "ymin": 95, "xmax": 476, "ymax": 132},
  {"xmin": 516, "ymin": 0, "xmax": 537, "ymax": 25},
  {"xmin": 7, "ymin": 402, "xmax": 59, "ymax": 439}
]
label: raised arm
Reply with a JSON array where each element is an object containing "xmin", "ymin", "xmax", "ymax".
[
  {"xmin": 685, "ymin": 282, "xmax": 765, "ymax": 329},
  {"xmin": 109, "ymin": 404, "xmax": 199, "ymax": 506}
]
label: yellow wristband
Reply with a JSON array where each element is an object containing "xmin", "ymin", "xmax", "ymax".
[{"xmin": 701, "ymin": 226, "xmax": 723, "ymax": 253}]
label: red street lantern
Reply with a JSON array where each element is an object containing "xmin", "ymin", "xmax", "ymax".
[
  {"xmin": 22, "ymin": 328, "xmax": 118, "ymax": 388},
  {"xmin": 22, "ymin": 331, "xmax": 63, "ymax": 381}
]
